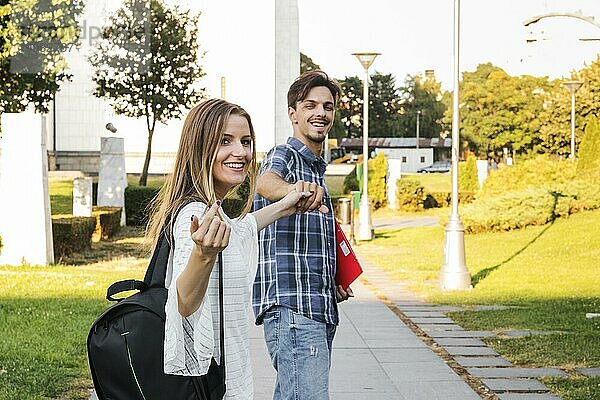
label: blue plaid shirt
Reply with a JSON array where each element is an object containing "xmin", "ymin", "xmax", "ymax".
[{"xmin": 253, "ymin": 137, "xmax": 338, "ymax": 326}]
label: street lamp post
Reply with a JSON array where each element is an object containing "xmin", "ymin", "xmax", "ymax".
[
  {"xmin": 352, "ymin": 52, "xmax": 379, "ymax": 241},
  {"xmin": 416, "ymin": 110, "xmax": 421, "ymax": 150},
  {"xmin": 561, "ymin": 80, "xmax": 583, "ymax": 160},
  {"xmin": 439, "ymin": 0, "xmax": 471, "ymax": 291}
]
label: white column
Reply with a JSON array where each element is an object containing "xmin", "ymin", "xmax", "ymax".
[
  {"xmin": 0, "ymin": 111, "xmax": 54, "ymax": 265},
  {"xmin": 73, "ymin": 177, "xmax": 94, "ymax": 217},
  {"xmin": 275, "ymin": 0, "xmax": 299, "ymax": 146},
  {"xmin": 97, "ymin": 137, "xmax": 127, "ymax": 225}
]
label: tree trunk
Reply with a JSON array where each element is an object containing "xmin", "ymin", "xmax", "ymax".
[{"xmin": 139, "ymin": 128, "xmax": 154, "ymax": 186}]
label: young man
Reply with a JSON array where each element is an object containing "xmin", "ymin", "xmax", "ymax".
[{"xmin": 253, "ymin": 70, "xmax": 353, "ymax": 399}]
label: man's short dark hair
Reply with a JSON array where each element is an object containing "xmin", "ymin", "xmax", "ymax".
[{"xmin": 287, "ymin": 70, "xmax": 342, "ymax": 109}]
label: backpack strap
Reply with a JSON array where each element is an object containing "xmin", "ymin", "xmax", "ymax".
[
  {"xmin": 217, "ymin": 252, "xmax": 225, "ymax": 370},
  {"xmin": 106, "ymin": 280, "xmax": 148, "ymax": 302}
]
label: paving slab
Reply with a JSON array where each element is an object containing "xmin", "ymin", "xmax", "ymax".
[
  {"xmin": 381, "ymin": 361, "xmax": 460, "ymax": 383},
  {"xmin": 403, "ymin": 311, "xmax": 447, "ymax": 318},
  {"xmin": 419, "ymin": 324, "xmax": 465, "ymax": 331},
  {"xmin": 411, "ymin": 317, "xmax": 456, "ymax": 324},
  {"xmin": 371, "ymin": 348, "xmax": 440, "ymax": 364},
  {"xmin": 433, "ymin": 338, "xmax": 486, "ymax": 347},
  {"xmin": 497, "ymin": 330, "xmax": 567, "ymax": 338},
  {"xmin": 468, "ymin": 367, "xmax": 568, "ymax": 378},
  {"xmin": 496, "ymin": 394, "xmax": 560, "ymax": 400},
  {"xmin": 445, "ymin": 346, "xmax": 500, "ymax": 356},
  {"xmin": 398, "ymin": 305, "xmax": 465, "ymax": 312},
  {"xmin": 575, "ymin": 367, "xmax": 600, "ymax": 377},
  {"xmin": 428, "ymin": 330, "xmax": 495, "ymax": 338},
  {"xmin": 481, "ymin": 378, "xmax": 551, "ymax": 392},
  {"xmin": 393, "ymin": 380, "xmax": 482, "ymax": 400},
  {"xmin": 470, "ymin": 305, "xmax": 514, "ymax": 311},
  {"xmin": 453, "ymin": 356, "xmax": 513, "ymax": 367}
]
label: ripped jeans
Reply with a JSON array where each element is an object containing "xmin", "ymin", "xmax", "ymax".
[{"xmin": 262, "ymin": 306, "xmax": 337, "ymax": 400}]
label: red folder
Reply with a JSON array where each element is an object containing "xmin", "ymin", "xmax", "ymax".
[{"xmin": 335, "ymin": 220, "xmax": 363, "ymax": 289}]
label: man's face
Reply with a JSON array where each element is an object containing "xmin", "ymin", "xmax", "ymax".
[{"xmin": 289, "ymin": 86, "xmax": 335, "ymax": 146}]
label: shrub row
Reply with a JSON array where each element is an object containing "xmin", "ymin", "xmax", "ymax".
[
  {"xmin": 449, "ymin": 156, "xmax": 600, "ymax": 233},
  {"xmin": 52, "ymin": 206, "xmax": 124, "ymax": 257},
  {"xmin": 395, "ymin": 179, "xmax": 475, "ymax": 211},
  {"xmin": 52, "ymin": 215, "xmax": 96, "ymax": 257},
  {"xmin": 92, "ymin": 206, "xmax": 122, "ymax": 242}
]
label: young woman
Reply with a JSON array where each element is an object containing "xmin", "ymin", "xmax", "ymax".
[{"xmin": 145, "ymin": 99, "xmax": 313, "ymax": 399}]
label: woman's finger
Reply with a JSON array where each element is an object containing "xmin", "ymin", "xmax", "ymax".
[{"xmin": 200, "ymin": 216, "xmax": 220, "ymax": 246}]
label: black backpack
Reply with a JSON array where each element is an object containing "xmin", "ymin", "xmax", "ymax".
[{"xmin": 87, "ymin": 226, "xmax": 226, "ymax": 400}]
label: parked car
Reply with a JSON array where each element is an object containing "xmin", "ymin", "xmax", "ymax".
[{"xmin": 417, "ymin": 160, "xmax": 452, "ymax": 173}]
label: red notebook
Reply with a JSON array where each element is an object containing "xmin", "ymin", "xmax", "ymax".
[{"xmin": 335, "ymin": 220, "xmax": 363, "ymax": 289}]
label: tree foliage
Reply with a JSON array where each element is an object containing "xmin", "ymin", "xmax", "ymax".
[
  {"xmin": 300, "ymin": 52, "xmax": 320, "ymax": 74},
  {"xmin": 89, "ymin": 0, "xmax": 205, "ymax": 186},
  {"xmin": 0, "ymin": 0, "xmax": 83, "ymax": 113},
  {"xmin": 398, "ymin": 74, "xmax": 447, "ymax": 139},
  {"xmin": 448, "ymin": 63, "xmax": 551, "ymax": 157},
  {"xmin": 577, "ymin": 114, "xmax": 600, "ymax": 178}
]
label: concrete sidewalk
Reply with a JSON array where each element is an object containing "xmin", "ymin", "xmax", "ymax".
[{"xmin": 250, "ymin": 277, "xmax": 481, "ymax": 400}]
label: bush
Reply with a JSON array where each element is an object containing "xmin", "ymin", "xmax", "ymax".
[
  {"xmin": 52, "ymin": 215, "xmax": 96, "ymax": 257},
  {"xmin": 452, "ymin": 156, "xmax": 600, "ymax": 233},
  {"xmin": 396, "ymin": 179, "xmax": 427, "ymax": 211},
  {"xmin": 125, "ymin": 186, "xmax": 161, "ymax": 226},
  {"xmin": 91, "ymin": 206, "xmax": 122, "ymax": 242},
  {"xmin": 459, "ymin": 155, "xmax": 479, "ymax": 192},
  {"xmin": 343, "ymin": 167, "xmax": 359, "ymax": 194},
  {"xmin": 368, "ymin": 152, "xmax": 388, "ymax": 209},
  {"xmin": 578, "ymin": 115, "xmax": 600, "ymax": 179}
]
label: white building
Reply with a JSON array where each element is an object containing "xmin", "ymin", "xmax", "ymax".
[
  {"xmin": 48, "ymin": 0, "xmax": 299, "ymax": 174},
  {"xmin": 340, "ymin": 137, "xmax": 451, "ymax": 174}
]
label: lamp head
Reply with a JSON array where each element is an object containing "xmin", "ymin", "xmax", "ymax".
[{"xmin": 105, "ymin": 123, "xmax": 117, "ymax": 133}]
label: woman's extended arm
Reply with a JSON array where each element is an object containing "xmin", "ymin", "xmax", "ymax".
[
  {"xmin": 176, "ymin": 202, "xmax": 230, "ymax": 317},
  {"xmin": 252, "ymin": 188, "xmax": 329, "ymax": 231}
]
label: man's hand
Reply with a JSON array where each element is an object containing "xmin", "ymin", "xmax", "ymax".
[
  {"xmin": 336, "ymin": 285, "xmax": 354, "ymax": 303},
  {"xmin": 293, "ymin": 180, "xmax": 329, "ymax": 214},
  {"xmin": 190, "ymin": 202, "xmax": 231, "ymax": 257}
]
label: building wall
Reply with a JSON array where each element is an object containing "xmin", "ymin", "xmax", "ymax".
[
  {"xmin": 375, "ymin": 148, "xmax": 433, "ymax": 173},
  {"xmin": 51, "ymin": 0, "xmax": 298, "ymax": 174}
]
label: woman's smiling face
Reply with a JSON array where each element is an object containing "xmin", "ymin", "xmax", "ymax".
[{"xmin": 212, "ymin": 114, "xmax": 253, "ymax": 199}]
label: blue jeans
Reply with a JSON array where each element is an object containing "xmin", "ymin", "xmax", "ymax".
[{"xmin": 262, "ymin": 306, "xmax": 337, "ymax": 400}]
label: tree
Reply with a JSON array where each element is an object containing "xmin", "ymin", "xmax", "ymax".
[
  {"xmin": 398, "ymin": 74, "xmax": 447, "ymax": 138},
  {"xmin": 448, "ymin": 63, "xmax": 550, "ymax": 157},
  {"xmin": 369, "ymin": 72, "xmax": 402, "ymax": 137},
  {"xmin": 300, "ymin": 52, "xmax": 320, "ymax": 74},
  {"xmin": 330, "ymin": 75, "xmax": 363, "ymax": 139},
  {"xmin": 538, "ymin": 56, "xmax": 600, "ymax": 156},
  {"xmin": 577, "ymin": 115, "xmax": 600, "ymax": 178},
  {"xmin": 331, "ymin": 72, "xmax": 403, "ymax": 138},
  {"xmin": 0, "ymin": 0, "xmax": 83, "ymax": 114},
  {"xmin": 90, "ymin": 0, "xmax": 205, "ymax": 186}
]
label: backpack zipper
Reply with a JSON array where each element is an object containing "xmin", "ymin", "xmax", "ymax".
[{"xmin": 122, "ymin": 332, "xmax": 147, "ymax": 400}]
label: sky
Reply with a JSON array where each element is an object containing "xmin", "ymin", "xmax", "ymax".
[{"xmin": 297, "ymin": 0, "xmax": 600, "ymax": 89}]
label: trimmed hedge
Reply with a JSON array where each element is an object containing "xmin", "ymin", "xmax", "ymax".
[
  {"xmin": 125, "ymin": 186, "xmax": 161, "ymax": 226},
  {"xmin": 448, "ymin": 156, "xmax": 600, "ymax": 233},
  {"xmin": 92, "ymin": 206, "xmax": 122, "ymax": 242},
  {"xmin": 395, "ymin": 179, "xmax": 475, "ymax": 211},
  {"xmin": 52, "ymin": 215, "xmax": 96, "ymax": 257}
]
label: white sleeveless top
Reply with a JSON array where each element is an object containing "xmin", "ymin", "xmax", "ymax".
[{"xmin": 164, "ymin": 202, "xmax": 257, "ymax": 400}]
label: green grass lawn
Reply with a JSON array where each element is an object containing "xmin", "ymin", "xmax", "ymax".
[
  {"xmin": 49, "ymin": 180, "xmax": 74, "ymax": 215},
  {"xmin": 402, "ymin": 172, "xmax": 451, "ymax": 192},
  {"xmin": 0, "ymin": 228, "xmax": 148, "ymax": 400},
  {"xmin": 356, "ymin": 209, "xmax": 600, "ymax": 400}
]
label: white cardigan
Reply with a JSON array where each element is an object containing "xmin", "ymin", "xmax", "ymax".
[{"xmin": 164, "ymin": 201, "xmax": 257, "ymax": 400}]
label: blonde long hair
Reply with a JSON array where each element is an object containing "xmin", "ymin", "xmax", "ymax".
[{"xmin": 145, "ymin": 98, "xmax": 257, "ymax": 248}]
